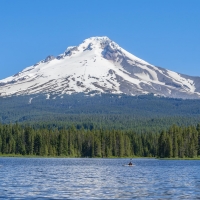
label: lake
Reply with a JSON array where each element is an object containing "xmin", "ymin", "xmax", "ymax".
[{"xmin": 0, "ymin": 158, "xmax": 200, "ymax": 199}]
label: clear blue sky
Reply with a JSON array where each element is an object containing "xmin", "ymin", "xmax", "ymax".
[{"xmin": 0, "ymin": 0, "xmax": 200, "ymax": 79}]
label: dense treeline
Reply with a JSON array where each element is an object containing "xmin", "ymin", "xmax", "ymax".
[
  {"xmin": 158, "ymin": 124, "xmax": 200, "ymax": 158},
  {"xmin": 0, "ymin": 123, "xmax": 200, "ymax": 158}
]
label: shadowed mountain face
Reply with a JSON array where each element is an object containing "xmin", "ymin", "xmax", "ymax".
[{"xmin": 0, "ymin": 36, "xmax": 200, "ymax": 99}]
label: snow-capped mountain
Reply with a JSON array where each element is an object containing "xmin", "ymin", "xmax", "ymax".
[{"xmin": 0, "ymin": 36, "xmax": 200, "ymax": 99}]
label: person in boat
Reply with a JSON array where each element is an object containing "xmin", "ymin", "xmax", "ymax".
[{"xmin": 128, "ymin": 161, "xmax": 133, "ymax": 166}]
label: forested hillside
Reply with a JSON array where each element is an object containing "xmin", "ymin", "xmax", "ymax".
[
  {"xmin": 0, "ymin": 123, "xmax": 200, "ymax": 158},
  {"xmin": 0, "ymin": 94, "xmax": 200, "ymax": 132},
  {"xmin": 1, "ymin": 94, "xmax": 200, "ymax": 158}
]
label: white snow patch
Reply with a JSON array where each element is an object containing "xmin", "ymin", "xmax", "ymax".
[
  {"xmin": 28, "ymin": 98, "xmax": 33, "ymax": 104},
  {"xmin": 46, "ymin": 94, "xmax": 50, "ymax": 99}
]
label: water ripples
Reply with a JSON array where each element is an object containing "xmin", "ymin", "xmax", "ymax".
[{"xmin": 0, "ymin": 158, "xmax": 200, "ymax": 199}]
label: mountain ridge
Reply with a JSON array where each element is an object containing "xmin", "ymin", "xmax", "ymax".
[{"xmin": 0, "ymin": 36, "xmax": 200, "ymax": 99}]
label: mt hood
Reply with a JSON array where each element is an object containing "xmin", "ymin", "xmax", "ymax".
[{"xmin": 0, "ymin": 36, "xmax": 200, "ymax": 99}]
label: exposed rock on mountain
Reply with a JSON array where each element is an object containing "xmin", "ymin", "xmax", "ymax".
[{"xmin": 0, "ymin": 36, "xmax": 200, "ymax": 99}]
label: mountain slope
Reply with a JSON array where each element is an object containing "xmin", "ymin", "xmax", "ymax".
[
  {"xmin": 0, "ymin": 36, "xmax": 200, "ymax": 99},
  {"xmin": 1, "ymin": 93, "xmax": 200, "ymax": 132}
]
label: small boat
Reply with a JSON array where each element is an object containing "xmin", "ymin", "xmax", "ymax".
[{"xmin": 123, "ymin": 160, "xmax": 134, "ymax": 166}]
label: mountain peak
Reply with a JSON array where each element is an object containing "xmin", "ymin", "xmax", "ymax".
[
  {"xmin": 83, "ymin": 36, "xmax": 111, "ymax": 42},
  {"xmin": 81, "ymin": 36, "xmax": 119, "ymax": 51},
  {"xmin": 0, "ymin": 36, "xmax": 200, "ymax": 99}
]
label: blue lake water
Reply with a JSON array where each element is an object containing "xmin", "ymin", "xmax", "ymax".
[{"xmin": 0, "ymin": 158, "xmax": 200, "ymax": 199}]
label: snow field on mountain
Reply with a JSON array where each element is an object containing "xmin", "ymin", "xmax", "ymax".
[{"xmin": 0, "ymin": 36, "xmax": 199, "ymax": 98}]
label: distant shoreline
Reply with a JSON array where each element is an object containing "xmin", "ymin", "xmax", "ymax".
[{"xmin": 0, "ymin": 155, "xmax": 200, "ymax": 160}]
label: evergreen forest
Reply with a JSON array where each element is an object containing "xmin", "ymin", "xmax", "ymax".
[
  {"xmin": 1, "ymin": 94, "xmax": 200, "ymax": 158},
  {"xmin": 1, "ymin": 94, "xmax": 200, "ymax": 133},
  {"xmin": 0, "ymin": 123, "xmax": 200, "ymax": 158}
]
